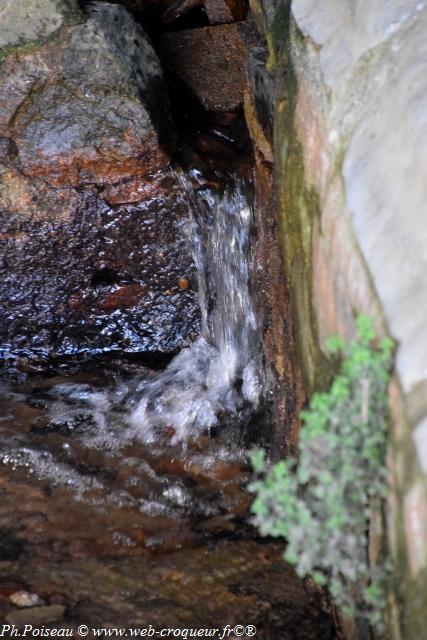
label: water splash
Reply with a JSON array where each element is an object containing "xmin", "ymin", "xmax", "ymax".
[
  {"xmin": 42, "ymin": 173, "xmax": 262, "ymax": 447},
  {"xmin": 0, "ymin": 171, "xmax": 262, "ymax": 489},
  {"xmin": 124, "ymin": 173, "xmax": 262, "ymax": 443},
  {"xmin": 0, "ymin": 170, "xmax": 262, "ymax": 521}
]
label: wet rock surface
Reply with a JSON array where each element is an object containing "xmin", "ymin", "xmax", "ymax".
[
  {"xmin": 1, "ymin": 2, "xmax": 173, "ymax": 186},
  {"xmin": 0, "ymin": 1, "xmax": 200, "ymax": 366},
  {"xmin": 0, "ymin": 372, "xmax": 338, "ymax": 637},
  {"xmin": 0, "ymin": 175, "xmax": 200, "ymax": 366},
  {"xmin": 160, "ymin": 24, "xmax": 246, "ymax": 112}
]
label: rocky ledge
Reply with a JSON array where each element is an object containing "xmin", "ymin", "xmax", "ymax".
[{"xmin": 0, "ymin": 0, "xmax": 201, "ymax": 368}]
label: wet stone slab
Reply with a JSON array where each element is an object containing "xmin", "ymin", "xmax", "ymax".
[{"xmin": 0, "ymin": 175, "xmax": 201, "ymax": 367}]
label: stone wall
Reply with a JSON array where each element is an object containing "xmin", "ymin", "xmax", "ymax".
[{"xmin": 246, "ymin": 0, "xmax": 427, "ymax": 637}]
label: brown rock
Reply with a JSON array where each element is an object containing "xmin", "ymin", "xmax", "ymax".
[
  {"xmin": 201, "ymin": 515, "xmax": 236, "ymax": 533},
  {"xmin": 204, "ymin": 0, "xmax": 234, "ymax": 23},
  {"xmin": 0, "ymin": 1, "xmax": 170, "ymax": 187},
  {"xmin": 0, "ymin": 164, "xmax": 80, "ymax": 225},
  {"xmin": 204, "ymin": 0, "xmax": 247, "ymax": 24},
  {"xmin": 0, "ymin": 3, "xmax": 200, "ymax": 364},
  {"xmin": 0, "ymin": 6, "xmax": 172, "ymax": 191},
  {"xmin": 160, "ymin": 24, "xmax": 246, "ymax": 112},
  {"xmin": 102, "ymin": 171, "xmax": 168, "ymax": 205},
  {"xmin": 243, "ymin": 91, "xmax": 273, "ymax": 163},
  {"xmin": 6, "ymin": 604, "xmax": 65, "ymax": 626}
]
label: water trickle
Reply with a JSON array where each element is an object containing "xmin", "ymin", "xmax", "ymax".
[
  {"xmin": 0, "ymin": 170, "xmax": 264, "ymax": 497},
  {"xmin": 38, "ymin": 172, "xmax": 263, "ymax": 449},
  {"xmin": 126, "ymin": 173, "xmax": 262, "ymax": 443}
]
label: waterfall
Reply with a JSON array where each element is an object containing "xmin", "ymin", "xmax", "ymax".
[
  {"xmin": 0, "ymin": 170, "xmax": 262, "ymax": 472},
  {"xmin": 124, "ymin": 171, "xmax": 262, "ymax": 443}
]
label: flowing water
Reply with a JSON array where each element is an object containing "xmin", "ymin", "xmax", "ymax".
[
  {"xmin": 125, "ymin": 174, "xmax": 262, "ymax": 444},
  {"xmin": 0, "ymin": 172, "xmax": 338, "ymax": 637}
]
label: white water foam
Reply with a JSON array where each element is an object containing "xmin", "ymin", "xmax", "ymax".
[{"xmin": 123, "ymin": 175, "xmax": 262, "ymax": 443}]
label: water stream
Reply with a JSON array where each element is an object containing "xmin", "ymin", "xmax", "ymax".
[
  {"xmin": 126, "ymin": 173, "xmax": 262, "ymax": 444},
  {"xmin": 0, "ymin": 172, "xmax": 338, "ymax": 637}
]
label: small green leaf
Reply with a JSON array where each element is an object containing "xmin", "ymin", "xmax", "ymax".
[
  {"xmin": 312, "ymin": 571, "xmax": 327, "ymax": 586},
  {"xmin": 250, "ymin": 448, "xmax": 266, "ymax": 473},
  {"xmin": 326, "ymin": 334, "xmax": 345, "ymax": 354},
  {"xmin": 356, "ymin": 314, "xmax": 375, "ymax": 343}
]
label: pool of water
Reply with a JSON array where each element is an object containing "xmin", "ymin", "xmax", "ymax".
[{"xmin": 0, "ymin": 370, "xmax": 338, "ymax": 638}]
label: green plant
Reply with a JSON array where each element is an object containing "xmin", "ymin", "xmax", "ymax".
[{"xmin": 249, "ymin": 315, "xmax": 394, "ymax": 627}]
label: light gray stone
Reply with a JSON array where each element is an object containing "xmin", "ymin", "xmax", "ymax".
[
  {"xmin": 10, "ymin": 590, "xmax": 45, "ymax": 608},
  {"xmin": 342, "ymin": 8, "xmax": 427, "ymax": 396},
  {"xmin": 282, "ymin": 1, "xmax": 427, "ymax": 633},
  {"xmin": 291, "ymin": 0, "xmax": 427, "ymax": 396},
  {"xmin": 0, "ymin": 0, "xmax": 78, "ymax": 51},
  {"xmin": 413, "ymin": 417, "xmax": 427, "ymax": 474},
  {"xmin": 292, "ymin": 0, "xmax": 426, "ymax": 87},
  {"xmin": 403, "ymin": 482, "xmax": 427, "ymax": 577}
]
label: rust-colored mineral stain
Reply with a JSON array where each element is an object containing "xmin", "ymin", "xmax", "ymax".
[
  {"xmin": 178, "ymin": 278, "xmax": 189, "ymax": 289},
  {"xmin": 97, "ymin": 284, "xmax": 146, "ymax": 310}
]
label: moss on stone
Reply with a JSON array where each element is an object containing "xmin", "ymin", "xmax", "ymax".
[
  {"xmin": 273, "ymin": 34, "xmax": 329, "ymax": 395},
  {"xmin": 265, "ymin": 33, "xmax": 277, "ymax": 72},
  {"xmin": 269, "ymin": 0, "xmax": 291, "ymax": 56}
]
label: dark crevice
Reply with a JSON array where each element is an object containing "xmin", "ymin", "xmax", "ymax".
[
  {"xmin": 90, "ymin": 268, "xmax": 121, "ymax": 287},
  {"xmin": 78, "ymin": 0, "xmax": 210, "ymax": 42},
  {"xmin": 78, "ymin": 0, "xmax": 253, "ymax": 176}
]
